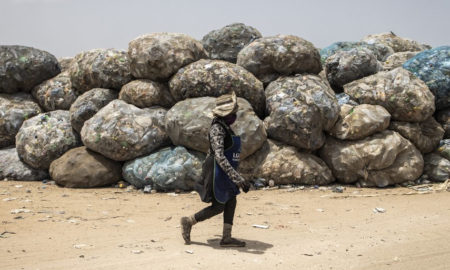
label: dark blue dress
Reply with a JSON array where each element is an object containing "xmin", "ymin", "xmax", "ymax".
[{"xmin": 213, "ymin": 135, "xmax": 241, "ymax": 204}]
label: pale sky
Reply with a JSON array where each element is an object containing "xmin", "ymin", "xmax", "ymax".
[{"xmin": 1, "ymin": 0, "xmax": 449, "ymax": 58}]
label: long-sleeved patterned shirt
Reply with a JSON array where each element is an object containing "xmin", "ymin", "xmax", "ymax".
[{"xmin": 209, "ymin": 121, "xmax": 244, "ymax": 185}]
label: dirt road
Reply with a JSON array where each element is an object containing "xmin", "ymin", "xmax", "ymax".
[{"xmin": 1, "ymin": 181, "xmax": 449, "ymax": 270}]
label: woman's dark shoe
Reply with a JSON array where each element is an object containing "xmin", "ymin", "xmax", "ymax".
[
  {"xmin": 180, "ymin": 215, "xmax": 197, "ymax": 245},
  {"xmin": 220, "ymin": 223, "xmax": 246, "ymax": 247}
]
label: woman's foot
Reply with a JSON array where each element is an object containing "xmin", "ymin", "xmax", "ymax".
[
  {"xmin": 220, "ymin": 223, "xmax": 246, "ymax": 247},
  {"xmin": 220, "ymin": 237, "xmax": 246, "ymax": 247},
  {"xmin": 180, "ymin": 216, "xmax": 196, "ymax": 245}
]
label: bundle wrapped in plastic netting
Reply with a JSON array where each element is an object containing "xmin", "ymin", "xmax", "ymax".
[{"xmin": 122, "ymin": 146, "xmax": 205, "ymax": 191}]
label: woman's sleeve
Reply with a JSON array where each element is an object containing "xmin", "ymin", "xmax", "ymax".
[{"xmin": 209, "ymin": 123, "xmax": 244, "ymax": 184}]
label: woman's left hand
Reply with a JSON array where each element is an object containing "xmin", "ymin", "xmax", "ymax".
[{"xmin": 241, "ymin": 182, "xmax": 250, "ymax": 193}]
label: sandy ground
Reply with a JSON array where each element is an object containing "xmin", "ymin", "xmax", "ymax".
[{"xmin": 1, "ymin": 180, "xmax": 450, "ymax": 270}]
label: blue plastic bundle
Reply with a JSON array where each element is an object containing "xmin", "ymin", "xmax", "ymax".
[
  {"xmin": 122, "ymin": 146, "xmax": 205, "ymax": 191},
  {"xmin": 320, "ymin": 41, "xmax": 393, "ymax": 64},
  {"xmin": 437, "ymin": 139, "xmax": 450, "ymax": 160},
  {"xmin": 403, "ymin": 46, "xmax": 450, "ymax": 110}
]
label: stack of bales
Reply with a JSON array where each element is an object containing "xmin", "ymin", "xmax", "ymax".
[{"xmin": 1, "ymin": 25, "xmax": 449, "ymax": 190}]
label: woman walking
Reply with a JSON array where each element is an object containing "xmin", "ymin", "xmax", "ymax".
[{"xmin": 181, "ymin": 91, "xmax": 249, "ymax": 247}]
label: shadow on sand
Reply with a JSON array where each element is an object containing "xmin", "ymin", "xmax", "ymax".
[{"xmin": 190, "ymin": 237, "xmax": 273, "ymax": 254}]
